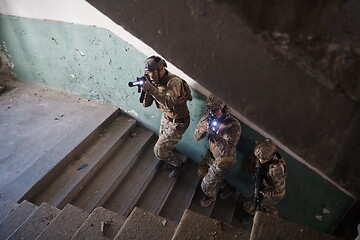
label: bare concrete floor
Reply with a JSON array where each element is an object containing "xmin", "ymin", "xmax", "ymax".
[{"xmin": 0, "ymin": 77, "xmax": 118, "ymax": 203}]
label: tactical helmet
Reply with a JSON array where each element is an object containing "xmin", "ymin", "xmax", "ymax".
[
  {"xmin": 144, "ymin": 55, "xmax": 167, "ymax": 73},
  {"xmin": 206, "ymin": 94, "xmax": 229, "ymax": 114},
  {"xmin": 254, "ymin": 138, "xmax": 276, "ymax": 160}
]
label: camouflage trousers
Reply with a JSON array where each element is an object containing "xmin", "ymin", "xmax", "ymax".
[
  {"xmin": 153, "ymin": 113, "xmax": 190, "ymax": 167},
  {"xmin": 243, "ymin": 192, "xmax": 285, "ymax": 216},
  {"xmin": 199, "ymin": 150, "xmax": 236, "ymax": 198}
]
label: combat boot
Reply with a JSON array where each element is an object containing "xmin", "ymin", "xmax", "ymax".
[
  {"xmin": 200, "ymin": 196, "xmax": 216, "ymax": 207},
  {"xmin": 219, "ymin": 184, "xmax": 236, "ymax": 200},
  {"xmin": 165, "ymin": 163, "xmax": 176, "ymax": 171},
  {"xmin": 168, "ymin": 163, "xmax": 185, "ymax": 178}
]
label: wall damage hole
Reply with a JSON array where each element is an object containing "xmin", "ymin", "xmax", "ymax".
[{"xmin": 75, "ymin": 49, "xmax": 85, "ymax": 56}]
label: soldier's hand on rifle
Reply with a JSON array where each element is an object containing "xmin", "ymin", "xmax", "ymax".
[
  {"xmin": 207, "ymin": 123, "xmax": 217, "ymax": 135},
  {"xmin": 260, "ymin": 190, "xmax": 268, "ymax": 198},
  {"xmin": 141, "ymin": 79, "xmax": 153, "ymax": 91},
  {"xmin": 216, "ymin": 123, "xmax": 227, "ymax": 134},
  {"xmin": 208, "ymin": 121, "xmax": 227, "ymax": 138},
  {"xmin": 197, "ymin": 116, "xmax": 210, "ymax": 134}
]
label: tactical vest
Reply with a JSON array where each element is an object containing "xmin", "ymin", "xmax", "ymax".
[
  {"xmin": 264, "ymin": 152, "xmax": 287, "ymax": 195},
  {"xmin": 156, "ymin": 73, "xmax": 192, "ymax": 119},
  {"xmin": 269, "ymin": 152, "xmax": 287, "ymax": 176},
  {"xmin": 208, "ymin": 116, "xmax": 241, "ymax": 158}
]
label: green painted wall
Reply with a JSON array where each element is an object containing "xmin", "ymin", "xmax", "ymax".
[{"xmin": 0, "ymin": 14, "xmax": 355, "ymax": 233}]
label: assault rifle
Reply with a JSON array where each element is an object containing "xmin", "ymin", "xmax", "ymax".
[
  {"xmin": 128, "ymin": 75, "xmax": 149, "ymax": 103},
  {"xmin": 254, "ymin": 158, "xmax": 265, "ymax": 211}
]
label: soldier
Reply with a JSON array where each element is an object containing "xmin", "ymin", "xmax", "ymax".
[
  {"xmin": 194, "ymin": 95, "xmax": 241, "ymax": 207},
  {"xmin": 141, "ymin": 56, "xmax": 192, "ymax": 178},
  {"xmin": 243, "ymin": 138, "xmax": 287, "ymax": 216}
]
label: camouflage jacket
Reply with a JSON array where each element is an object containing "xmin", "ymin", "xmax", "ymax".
[
  {"xmin": 194, "ymin": 112, "xmax": 241, "ymax": 159},
  {"xmin": 143, "ymin": 71, "xmax": 190, "ymax": 119}
]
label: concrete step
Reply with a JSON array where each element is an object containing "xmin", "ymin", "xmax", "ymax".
[
  {"xmin": 6, "ymin": 202, "xmax": 60, "ymax": 240},
  {"xmin": 210, "ymin": 192, "xmax": 240, "ymax": 224},
  {"xmin": 188, "ymin": 180, "xmax": 239, "ymax": 225},
  {"xmin": 135, "ymin": 154, "xmax": 187, "ymax": 215},
  {"xmin": 29, "ymin": 114, "xmax": 137, "ymax": 209},
  {"xmin": 71, "ymin": 207, "xmax": 126, "ymax": 240},
  {"xmin": 114, "ymin": 207, "xmax": 177, "ymax": 240},
  {"xmin": 188, "ymin": 182, "xmax": 215, "ymax": 217},
  {"xmin": 230, "ymin": 196, "xmax": 254, "ymax": 232},
  {"xmin": 0, "ymin": 200, "xmax": 19, "ymax": 223},
  {"xmin": 5, "ymin": 107, "xmax": 121, "ymax": 203},
  {"xmin": 172, "ymin": 209, "xmax": 250, "ymax": 240},
  {"xmin": 0, "ymin": 200, "xmax": 37, "ymax": 239},
  {"xmin": 159, "ymin": 161, "xmax": 200, "ymax": 222},
  {"xmin": 250, "ymin": 211, "xmax": 343, "ymax": 240},
  {"xmin": 102, "ymin": 137, "xmax": 160, "ymax": 216},
  {"xmin": 35, "ymin": 203, "xmax": 89, "ymax": 240},
  {"xmin": 71, "ymin": 126, "xmax": 154, "ymax": 213}
]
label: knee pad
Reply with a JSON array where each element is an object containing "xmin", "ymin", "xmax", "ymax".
[
  {"xmin": 153, "ymin": 144, "xmax": 170, "ymax": 160},
  {"xmin": 201, "ymin": 178, "xmax": 216, "ymax": 198}
]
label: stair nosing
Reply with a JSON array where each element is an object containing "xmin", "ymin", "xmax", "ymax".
[
  {"xmin": 72, "ymin": 129, "xmax": 155, "ymax": 212},
  {"xmin": 29, "ymin": 115, "xmax": 137, "ymax": 208}
]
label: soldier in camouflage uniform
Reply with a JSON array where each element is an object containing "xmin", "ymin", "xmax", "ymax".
[
  {"xmin": 243, "ymin": 138, "xmax": 287, "ymax": 216},
  {"xmin": 194, "ymin": 95, "xmax": 241, "ymax": 207},
  {"xmin": 141, "ymin": 56, "xmax": 192, "ymax": 178}
]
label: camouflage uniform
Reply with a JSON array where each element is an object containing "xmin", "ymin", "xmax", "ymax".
[
  {"xmin": 244, "ymin": 151, "xmax": 287, "ymax": 216},
  {"xmin": 194, "ymin": 97, "xmax": 241, "ymax": 199},
  {"xmin": 143, "ymin": 71, "xmax": 191, "ymax": 167}
]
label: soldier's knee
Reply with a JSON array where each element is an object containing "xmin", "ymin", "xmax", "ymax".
[
  {"xmin": 263, "ymin": 205, "xmax": 278, "ymax": 216},
  {"xmin": 201, "ymin": 178, "xmax": 208, "ymax": 193},
  {"xmin": 198, "ymin": 164, "xmax": 209, "ymax": 178},
  {"xmin": 243, "ymin": 200, "xmax": 255, "ymax": 215},
  {"xmin": 154, "ymin": 145, "xmax": 170, "ymax": 160},
  {"xmin": 265, "ymin": 208, "xmax": 278, "ymax": 216}
]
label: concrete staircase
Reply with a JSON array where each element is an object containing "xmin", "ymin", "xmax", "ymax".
[
  {"xmin": 0, "ymin": 199, "xmax": 342, "ymax": 240},
  {"xmin": 0, "ymin": 109, "xmax": 343, "ymax": 239}
]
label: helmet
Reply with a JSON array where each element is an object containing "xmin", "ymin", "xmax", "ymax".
[
  {"xmin": 254, "ymin": 138, "xmax": 276, "ymax": 160},
  {"xmin": 144, "ymin": 55, "xmax": 167, "ymax": 73},
  {"xmin": 206, "ymin": 94, "xmax": 229, "ymax": 114}
]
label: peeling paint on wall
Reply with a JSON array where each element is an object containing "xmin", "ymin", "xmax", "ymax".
[
  {"xmin": 124, "ymin": 109, "xmax": 139, "ymax": 118},
  {"xmin": 75, "ymin": 49, "xmax": 85, "ymax": 56},
  {"xmin": 0, "ymin": 47, "xmax": 16, "ymax": 77}
]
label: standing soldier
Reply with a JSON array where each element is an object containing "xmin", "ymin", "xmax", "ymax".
[
  {"xmin": 141, "ymin": 56, "xmax": 192, "ymax": 178},
  {"xmin": 243, "ymin": 138, "xmax": 287, "ymax": 216},
  {"xmin": 194, "ymin": 95, "xmax": 241, "ymax": 207}
]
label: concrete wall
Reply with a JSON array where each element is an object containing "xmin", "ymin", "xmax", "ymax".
[
  {"xmin": 0, "ymin": 0, "xmax": 356, "ymax": 234},
  {"xmin": 86, "ymin": 0, "xmax": 360, "ymax": 200}
]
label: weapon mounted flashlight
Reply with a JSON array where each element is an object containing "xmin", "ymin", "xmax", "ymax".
[
  {"xmin": 208, "ymin": 110, "xmax": 220, "ymax": 133},
  {"xmin": 210, "ymin": 119, "xmax": 219, "ymax": 132},
  {"xmin": 128, "ymin": 75, "xmax": 149, "ymax": 103},
  {"xmin": 128, "ymin": 76, "xmax": 146, "ymax": 87}
]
